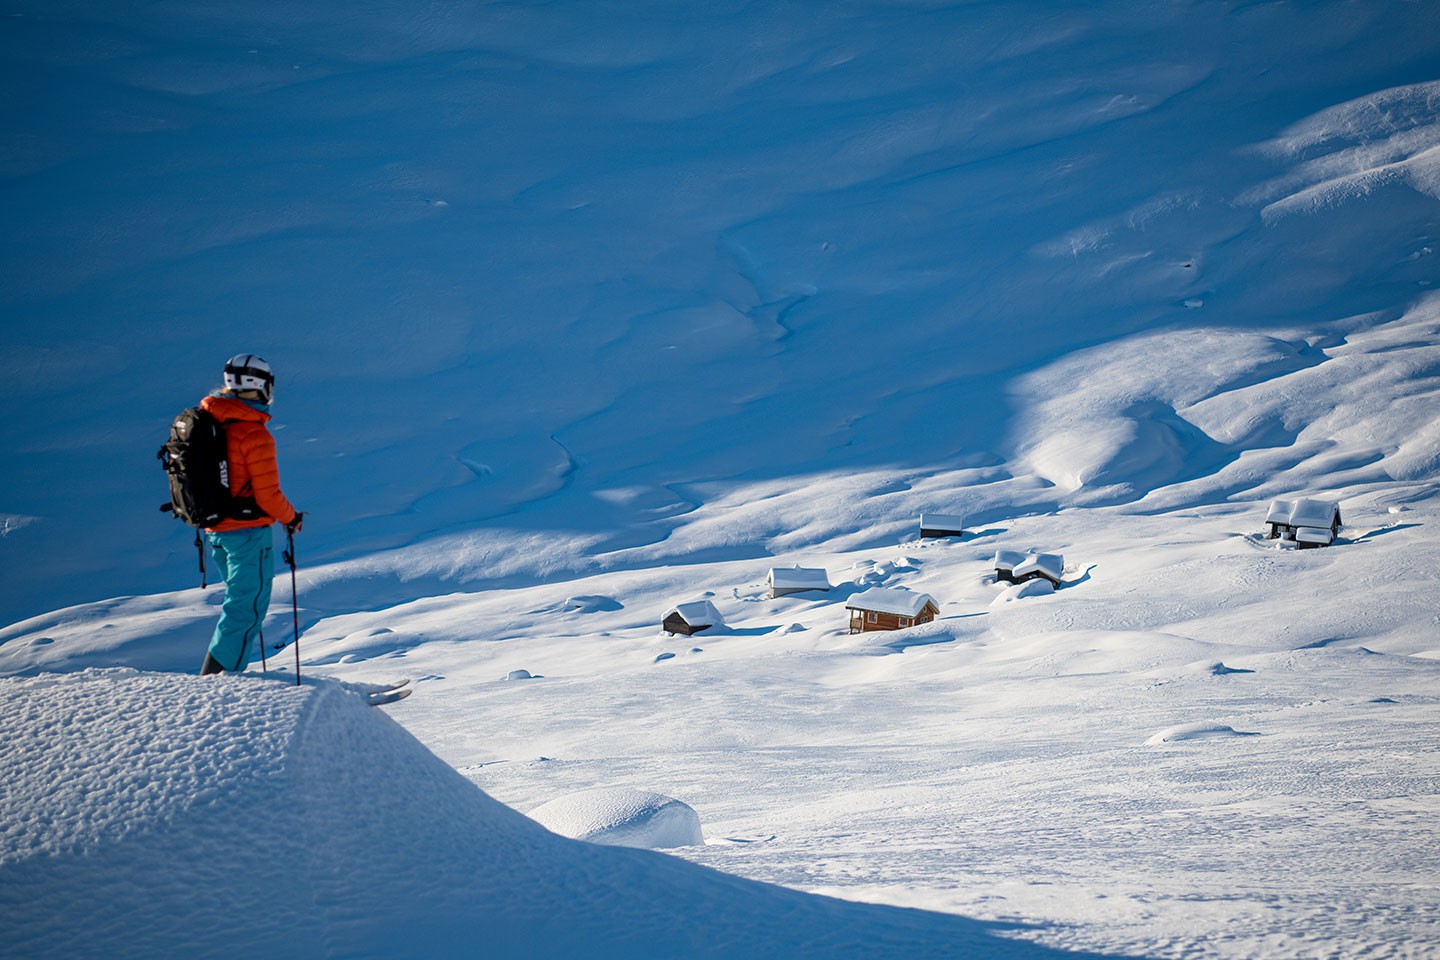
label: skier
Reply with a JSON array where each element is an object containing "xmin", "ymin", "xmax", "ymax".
[{"xmin": 198, "ymin": 354, "xmax": 303, "ymax": 676}]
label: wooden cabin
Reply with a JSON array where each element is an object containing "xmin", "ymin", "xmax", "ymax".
[
  {"xmin": 846, "ymin": 587, "xmax": 939, "ymax": 634},
  {"xmin": 1265, "ymin": 498, "xmax": 1341, "ymax": 547},
  {"xmin": 662, "ymin": 600, "xmax": 724, "ymax": 637},
  {"xmin": 994, "ymin": 550, "xmax": 1064, "ymax": 587},
  {"xmin": 918, "ymin": 513, "xmax": 965, "ymax": 539},
  {"xmin": 767, "ymin": 566, "xmax": 831, "ymax": 599}
]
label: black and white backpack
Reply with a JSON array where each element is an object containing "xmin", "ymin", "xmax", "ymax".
[{"xmin": 158, "ymin": 406, "xmax": 262, "ymax": 582}]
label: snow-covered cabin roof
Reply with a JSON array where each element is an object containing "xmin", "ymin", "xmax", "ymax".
[
  {"xmin": 1266, "ymin": 498, "xmax": 1340, "ymax": 528},
  {"xmin": 767, "ymin": 567, "xmax": 831, "ymax": 591},
  {"xmin": 1295, "ymin": 526, "xmax": 1336, "ymax": 545},
  {"xmin": 663, "ymin": 600, "xmax": 724, "ymax": 627},
  {"xmin": 994, "ymin": 550, "xmax": 1064, "ymax": 581},
  {"xmin": 994, "ymin": 550, "xmax": 1027, "ymax": 570},
  {"xmin": 845, "ymin": 587, "xmax": 937, "ymax": 618},
  {"xmin": 919, "ymin": 513, "xmax": 965, "ymax": 532},
  {"xmin": 1014, "ymin": 553, "xmax": 1063, "ymax": 581}
]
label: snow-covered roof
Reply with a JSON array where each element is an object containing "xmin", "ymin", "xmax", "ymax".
[
  {"xmin": 993, "ymin": 549, "xmax": 1027, "ymax": 569},
  {"xmin": 1296, "ymin": 527, "xmax": 1336, "ymax": 545},
  {"xmin": 1264, "ymin": 499, "xmax": 1294, "ymax": 525},
  {"xmin": 1014, "ymin": 553, "xmax": 1064, "ymax": 581},
  {"xmin": 995, "ymin": 550, "xmax": 1064, "ymax": 581},
  {"xmin": 919, "ymin": 513, "xmax": 965, "ymax": 531},
  {"xmin": 663, "ymin": 599, "xmax": 724, "ymax": 626},
  {"xmin": 1266, "ymin": 498, "xmax": 1339, "ymax": 528},
  {"xmin": 845, "ymin": 587, "xmax": 937, "ymax": 618},
  {"xmin": 767, "ymin": 566, "xmax": 831, "ymax": 590}
]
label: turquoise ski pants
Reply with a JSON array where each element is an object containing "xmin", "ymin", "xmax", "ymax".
[{"xmin": 206, "ymin": 526, "xmax": 274, "ymax": 672}]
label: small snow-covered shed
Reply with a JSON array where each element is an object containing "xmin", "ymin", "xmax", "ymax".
[
  {"xmin": 846, "ymin": 587, "xmax": 939, "ymax": 634},
  {"xmin": 994, "ymin": 550, "xmax": 1064, "ymax": 587},
  {"xmin": 1265, "ymin": 498, "xmax": 1341, "ymax": 547},
  {"xmin": 767, "ymin": 566, "xmax": 831, "ymax": 599},
  {"xmin": 662, "ymin": 600, "xmax": 724, "ymax": 637},
  {"xmin": 918, "ymin": 513, "xmax": 965, "ymax": 538}
]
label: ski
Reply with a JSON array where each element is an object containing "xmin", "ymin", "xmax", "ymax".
[{"xmin": 366, "ymin": 686, "xmax": 412, "ymax": 707}]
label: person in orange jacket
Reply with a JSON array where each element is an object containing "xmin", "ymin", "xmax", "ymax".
[{"xmin": 199, "ymin": 354, "xmax": 303, "ymax": 675}]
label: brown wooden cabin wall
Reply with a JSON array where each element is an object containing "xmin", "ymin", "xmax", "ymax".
[
  {"xmin": 663, "ymin": 614, "xmax": 696, "ymax": 636},
  {"xmin": 849, "ymin": 607, "xmax": 936, "ymax": 633}
]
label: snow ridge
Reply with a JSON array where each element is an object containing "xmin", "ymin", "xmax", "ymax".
[{"xmin": 0, "ymin": 671, "xmax": 1122, "ymax": 960}]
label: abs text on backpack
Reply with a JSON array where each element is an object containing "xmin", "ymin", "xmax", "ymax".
[{"xmin": 158, "ymin": 407, "xmax": 261, "ymax": 527}]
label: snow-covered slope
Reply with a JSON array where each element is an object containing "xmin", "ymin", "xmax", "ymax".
[
  {"xmin": 4, "ymin": 1, "xmax": 1440, "ymax": 957},
  {"xmin": 3, "ymin": 0, "xmax": 1440, "ymax": 625},
  {"xmin": 0, "ymin": 670, "xmax": 1117, "ymax": 960}
]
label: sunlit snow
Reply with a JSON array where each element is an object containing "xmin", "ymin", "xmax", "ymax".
[{"xmin": 3, "ymin": 1, "xmax": 1440, "ymax": 958}]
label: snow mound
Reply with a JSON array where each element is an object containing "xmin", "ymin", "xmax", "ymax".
[
  {"xmin": 1192, "ymin": 661, "xmax": 1256, "ymax": 676},
  {"xmin": 1145, "ymin": 722, "xmax": 1261, "ymax": 746},
  {"xmin": 1248, "ymin": 80, "xmax": 1440, "ymax": 219},
  {"xmin": 561, "ymin": 595, "xmax": 623, "ymax": 614},
  {"xmin": 991, "ymin": 579, "xmax": 1056, "ymax": 604},
  {"xmin": 529, "ymin": 788, "xmax": 704, "ymax": 849},
  {"xmin": 0, "ymin": 670, "xmax": 1073, "ymax": 959}
]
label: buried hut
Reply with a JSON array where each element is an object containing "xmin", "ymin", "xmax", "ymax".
[
  {"xmin": 767, "ymin": 566, "xmax": 831, "ymax": 599},
  {"xmin": 846, "ymin": 587, "xmax": 939, "ymax": 634},
  {"xmin": 918, "ymin": 513, "xmax": 965, "ymax": 539},
  {"xmin": 994, "ymin": 550, "xmax": 1064, "ymax": 587},
  {"xmin": 662, "ymin": 600, "xmax": 725, "ymax": 637},
  {"xmin": 1265, "ymin": 498, "xmax": 1342, "ymax": 547}
]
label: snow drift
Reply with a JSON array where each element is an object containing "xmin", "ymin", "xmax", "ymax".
[
  {"xmin": 0, "ymin": 670, "xmax": 1119, "ymax": 960},
  {"xmin": 529, "ymin": 787, "xmax": 705, "ymax": 849}
]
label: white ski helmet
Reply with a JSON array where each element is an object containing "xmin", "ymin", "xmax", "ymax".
[{"xmin": 223, "ymin": 353, "xmax": 275, "ymax": 402}]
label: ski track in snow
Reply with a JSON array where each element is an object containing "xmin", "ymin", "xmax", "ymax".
[{"xmin": 4, "ymin": 1, "xmax": 1440, "ymax": 957}]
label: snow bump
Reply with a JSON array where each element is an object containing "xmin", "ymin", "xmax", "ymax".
[
  {"xmin": 529, "ymin": 788, "xmax": 704, "ymax": 849},
  {"xmin": 1144, "ymin": 722, "xmax": 1261, "ymax": 746}
]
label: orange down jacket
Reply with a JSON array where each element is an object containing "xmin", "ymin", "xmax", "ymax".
[{"xmin": 199, "ymin": 393, "xmax": 298, "ymax": 532}]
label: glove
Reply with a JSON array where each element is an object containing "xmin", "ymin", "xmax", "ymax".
[{"xmin": 286, "ymin": 511, "xmax": 305, "ymax": 533}]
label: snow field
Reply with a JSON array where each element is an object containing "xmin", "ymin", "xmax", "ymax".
[
  {"xmin": 4, "ymin": 470, "xmax": 1436, "ymax": 954},
  {"xmin": 3, "ymin": 2, "xmax": 1439, "ymax": 631},
  {"xmin": 314, "ymin": 494, "xmax": 1435, "ymax": 959},
  {"xmin": 3, "ymin": 1, "xmax": 1440, "ymax": 957},
  {"xmin": 0, "ymin": 670, "xmax": 1127, "ymax": 960}
]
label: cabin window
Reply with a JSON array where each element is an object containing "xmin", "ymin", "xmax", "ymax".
[
  {"xmin": 899, "ymin": 617, "xmax": 910, "ymax": 627},
  {"xmin": 867, "ymin": 612, "xmax": 878, "ymax": 623}
]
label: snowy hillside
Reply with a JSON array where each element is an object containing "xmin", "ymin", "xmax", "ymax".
[
  {"xmin": 5, "ymin": 0, "xmax": 1440, "ymax": 623},
  {"xmin": 3, "ymin": 670, "xmax": 1117, "ymax": 960},
  {"xmin": 4, "ymin": 1, "xmax": 1440, "ymax": 957}
]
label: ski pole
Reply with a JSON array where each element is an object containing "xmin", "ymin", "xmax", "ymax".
[
  {"xmin": 285, "ymin": 526, "xmax": 301, "ymax": 686},
  {"xmin": 195, "ymin": 530, "xmax": 208, "ymax": 589},
  {"xmin": 258, "ymin": 627, "xmax": 269, "ymax": 673}
]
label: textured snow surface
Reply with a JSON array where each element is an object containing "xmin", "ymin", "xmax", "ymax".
[
  {"xmin": 4, "ymin": 1, "xmax": 1440, "ymax": 957},
  {"xmin": 0, "ymin": 670, "xmax": 1111, "ymax": 960},
  {"xmin": 5, "ymin": 1, "xmax": 1440, "ymax": 629},
  {"xmin": 529, "ymin": 787, "xmax": 705, "ymax": 849}
]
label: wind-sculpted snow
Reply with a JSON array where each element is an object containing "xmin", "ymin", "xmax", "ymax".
[
  {"xmin": 0, "ymin": 671, "xmax": 1126, "ymax": 959},
  {"xmin": 3, "ymin": 1, "xmax": 1440, "ymax": 625},
  {"xmin": 4, "ymin": 2, "xmax": 1440, "ymax": 957},
  {"xmin": 1009, "ymin": 298, "xmax": 1440, "ymax": 506},
  {"xmin": 1246, "ymin": 80, "xmax": 1440, "ymax": 219},
  {"xmin": 530, "ymin": 787, "xmax": 706, "ymax": 849}
]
